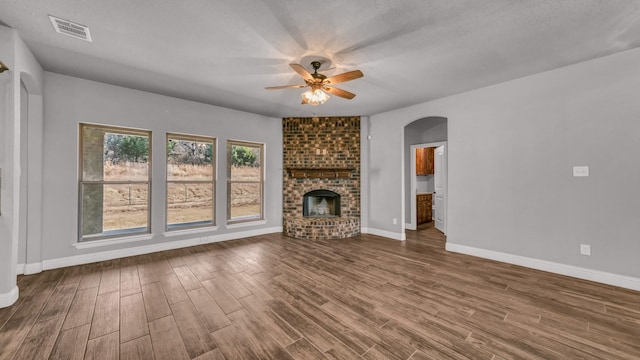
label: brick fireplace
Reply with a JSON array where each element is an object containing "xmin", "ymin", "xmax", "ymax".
[{"xmin": 283, "ymin": 117, "xmax": 360, "ymax": 240}]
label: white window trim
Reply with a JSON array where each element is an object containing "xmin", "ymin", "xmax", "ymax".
[
  {"xmin": 166, "ymin": 133, "xmax": 217, "ymax": 231},
  {"xmin": 72, "ymin": 233, "xmax": 155, "ymax": 249},
  {"xmin": 79, "ymin": 123, "xmax": 152, "ymax": 241},
  {"xmin": 225, "ymin": 219, "xmax": 267, "ymax": 229},
  {"xmin": 227, "ymin": 140, "xmax": 265, "ymax": 223},
  {"xmin": 163, "ymin": 225, "xmax": 219, "ymax": 237}
]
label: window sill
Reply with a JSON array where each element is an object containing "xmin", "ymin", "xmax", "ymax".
[
  {"xmin": 163, "ymin": 226, "xmax": 219, "ymax": 238},
  {"xmin": 225, "ymin": 219, "xmax": 267, "ymax": 229},
  {"xmin": 72, "ymin": 233, "xmax": 155, "ymax": 249}
]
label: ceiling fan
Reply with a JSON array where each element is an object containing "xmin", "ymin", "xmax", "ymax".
[{"xmin": 265, "ymin": 61, "xmax": 363, "ymax": 105}]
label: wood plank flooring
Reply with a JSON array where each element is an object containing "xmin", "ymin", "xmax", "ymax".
[{"xmin": 1, "ymin": 228, "xmax": 640, "ymax": 359}]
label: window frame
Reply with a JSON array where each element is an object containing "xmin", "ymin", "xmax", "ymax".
[
  {"xmin": 78, "ymin": 123, "xmax": 152, "ymax": 242},
  {"xmin": 226, "ymin": 140, "xmax": 264, "ymax": 224},
  {"xmin": 165, "ymin": 132, "xmax": 217, "ymax": 231}
]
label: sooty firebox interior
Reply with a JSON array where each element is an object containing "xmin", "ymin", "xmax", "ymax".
[{"xmin": 303, "ymin": 190, "xmax": 341, "ymax": 217}]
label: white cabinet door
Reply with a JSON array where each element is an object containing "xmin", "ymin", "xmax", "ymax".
[{"xmin": 434, "ymin": 145, "xmax": 446, "ymax": 233}]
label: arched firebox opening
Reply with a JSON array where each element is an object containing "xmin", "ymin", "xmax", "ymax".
[{"xmin": 303, "ymin": 190, "xmax": 341, "ymax": 217}]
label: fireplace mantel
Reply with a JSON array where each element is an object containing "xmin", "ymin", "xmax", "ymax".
[{"xmin": 286, "ymin": 168, "xmax": 354, "ymax": 179}]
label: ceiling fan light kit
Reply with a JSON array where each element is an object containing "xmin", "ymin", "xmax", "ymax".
[
  {"xmin": 302, "ymin": 88, "xmax": 329, "ymax": 106},
  {"xmin": 266, "ymin": 60, "xmax": 363, "ymax": 106}
]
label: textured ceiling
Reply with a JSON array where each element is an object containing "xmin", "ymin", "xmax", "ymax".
[{"xmin": 2, "ymin": 0, "xmax": 640, "ymax": 118}]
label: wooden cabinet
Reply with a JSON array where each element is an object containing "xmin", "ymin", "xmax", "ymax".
[
  {"xmin": 417, "ymin": 193, "xmax": 432, "ymax": 225},
  {"xmin": 416, "ymin": 147, "xmax": 434, "ymax": 175}
]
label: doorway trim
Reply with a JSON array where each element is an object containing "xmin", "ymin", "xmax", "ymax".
[
  {"xmin": 407, "ymin": 141, "xmax": 447, "ymax": 233},
  {"xmin": 18, "ymin": 72, "xmax": 44, "ymax": 275}
]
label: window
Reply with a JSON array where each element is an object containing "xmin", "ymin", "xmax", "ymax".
[
  {"xmin": 227, "ymin": 140, "xmax": 264, "ymax": 223},
  {"xmin": 166, "ymin": 133, "xmax": 215, "ymax": 230},
  {"xmin": 79, "ymin": 124, "xmax": 151, "ymax": 240}
]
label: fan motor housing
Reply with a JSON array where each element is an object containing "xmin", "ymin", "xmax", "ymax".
[{"xmin": 310, "ymin": 61, "xmax": 327, "ymax": 81}]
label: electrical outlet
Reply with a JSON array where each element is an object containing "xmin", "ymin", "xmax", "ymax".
[
  {"xmin": 573, "ymin": 166, "xmax": 589, "ymax": 177},
  {"xmin": 580, "ymin": 244, "xmax": 591, "ymax": 256},
  {"xmin": 392, "ymin": 218, "xmax": 397, "ymax": 225}
]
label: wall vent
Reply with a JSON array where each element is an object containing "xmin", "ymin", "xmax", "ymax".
[{"xmin": 48, "ymin": 15, "xmax": 92, "ymax": 42}]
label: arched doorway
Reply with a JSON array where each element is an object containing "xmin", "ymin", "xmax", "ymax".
[{"xmin": 403, "ymin": 117, "xmax": 447, "ymax": 234}]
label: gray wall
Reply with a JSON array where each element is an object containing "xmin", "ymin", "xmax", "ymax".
[
  {"xmin": 17, "ymin": 81, "xmax": 27, "ymax": 264},
  {"xmin": 369, "ymin": 46, "xmax": 640, "ymax": 278},
  {"xmin": 0, "ymin": 25, "xmax": 44, "ymax": 305},
  {"xmin": 403, "ymin": 117, "xmax": 447, "ymax": 219},
  {"xmin": 0, "ymin": 26, "xmax": 14, "ymax": 302},
  {"xmin": 41, "ymin": 72, "xmax": 282, "ymax": 261},
  {"xmin": 360, "ymin": 116, "xmax": 370, "ymax": 230}
]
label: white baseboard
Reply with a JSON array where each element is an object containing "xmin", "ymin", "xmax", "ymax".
[
  {"xmin": 17, "ymin": 262, "xmax": 46, "ymax": 275},
  {"xmin": 0, "ymin": 286, "xmax": 19, "ymax": 308},
  {"xmin": 446, "ymin": 243, "xmax": 640, "ymax": 292},
  {"xmin": 41, "ymin": 227, "xmax": 283, "ymax": 272},
  {"xmin": 363, "ymin": 227, "xmax": 406, "ymax": 241},
  {"xmin": 24, "ymin": 262, "xmax": 43, "ymax": 275},
  {"xmin": 200, "ymin": 226, "xmax": 282, "ymax": 244},
  {"xmin": 17, "ymin": 262, "xmax": 45, "ymax": 275}
]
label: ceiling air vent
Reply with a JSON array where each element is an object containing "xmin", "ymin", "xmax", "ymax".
[{"xmin": 48, "ymin": 15, "xmax": 92, "ymax": 42}]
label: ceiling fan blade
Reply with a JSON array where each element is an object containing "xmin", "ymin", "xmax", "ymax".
[
  {"xmin": 323, "ymin": 86, "xmax": 356, "ymax": 99},
  {"xmin": 290, "ymin": 63, "xmax": 313, "ymax": 81},
  {"xmin": 265, "ymin": 84, "xmax": 307, "ymax": 90},
  {"xmin": 325, "ymin": 70, "xmax": 363, "ymax": 85}
]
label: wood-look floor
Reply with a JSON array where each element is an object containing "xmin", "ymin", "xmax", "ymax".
[{"xmin": 1, "ymin": 227, "xmax": 640, "ymax": 359}]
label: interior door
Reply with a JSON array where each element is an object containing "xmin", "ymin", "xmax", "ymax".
[{"xmin": 434, "ymin": 145, "xmax": 446, "ymax": 233}]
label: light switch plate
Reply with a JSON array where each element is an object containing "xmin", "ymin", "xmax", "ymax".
[
  {"xmin": 580, "ymin": 244, "xmax": 591, "ymax": 256},
  {"xmin": 573, "ymin": 166, "xmax": 589, "ymax": 177}
]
